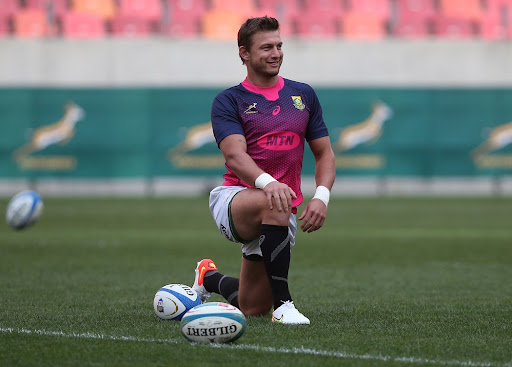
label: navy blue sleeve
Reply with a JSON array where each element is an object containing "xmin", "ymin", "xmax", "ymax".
[
  {"xmin": 211, "ymin": 89, "xmax": 244, "ymax": 146},
  {"xmin": 304, "ymin": 85, "xmax": 329, "ymax": 142}
]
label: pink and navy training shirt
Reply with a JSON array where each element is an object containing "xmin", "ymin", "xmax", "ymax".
[{"xmin": 211, "ymin": 76, "xmax": 329, "ymax": 209}]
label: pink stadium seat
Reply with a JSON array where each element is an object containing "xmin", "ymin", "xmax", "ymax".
[
  {"xmin": 110, "ymin": 15, "xmax": 151, "ymax": 37},
  {"xmin": 394, "ymin": 0, "xmax": 436, "ymax": 22},
  {"xmin": 392, "ymin": 0, "xmax": 435, "ymax": 38},
  {"xmin": 294, "ymin": 15, "xmax": 339, "ymax": 39},
  {"xmin": 160, "ymin": 18, "xmax": 201, "ymax": 37},
  {"xmin": 25, "ymin": 0, "xmax": 69, "ymax": 19},
  {"xmin": 259, "ymin": 0, "xmax": 301, "ymax": 20},
  {"xmin": 392, "ymin": 18, "xmax": 430, "ymax": 38},
  {"xmin": 302, "ymin": 0, "xmax": 346, "ymax": 18},
  {"xmin": 341, "ymin": 13, "xmax": 387, "ymax": 40},
  {"xmin": 201, "ymin": 10, "xmax": 245, "ymax": 40},
  {"xmin": 13, "ymin": 9, "xmax": 50, "ymax": 38},
  {"xmin": 345, "ymin": 0, "xmax": 390, "ymax": 21},
  {"xmin": 0, "ymin": 16, "xmax": 10, "ymax": 37},
  {"xmin": 431, "ymin": 16, "xmax": 475, "ymax": 39},
  {"xmin": 159, "ymin": 0, "xmax": 206, "ymax": 37},
  {"xmin": 61, "ymin": 11, "xmax": 106, "ymax": 38},
  {"xmin": 71, "ymin": 0, "xmax": 117, "ymax": 21},
  {"xmin": 438, "ymin": 0, "xmax": 483, "ymax": 21},
  {"xmin": 0, "ymin": 0, "xmax": 19, "ymax": 19},
  {"xmin": 118, "ymin": 0, "xmax": 162, "ymax": 22},
  {"xmin": 210, "ymin": 0, "xmax": 256, "ymax": 19}
]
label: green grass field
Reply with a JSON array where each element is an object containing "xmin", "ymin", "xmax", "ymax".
[{"xmin": 0, "ymin": 197, "xmax": 511, "ymax": 367}]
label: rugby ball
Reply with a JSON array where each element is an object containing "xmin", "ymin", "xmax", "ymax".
[
  {"xmin": 153, "ymin": 284, "xmax": 201, "ymax": 321},
  {"xmin": 5, "ymin": 190, "xmax": 44, "ymax": 230},
  {"xmin": 180, "ymin": 302, "xmax": 247, "ymax": 344}
]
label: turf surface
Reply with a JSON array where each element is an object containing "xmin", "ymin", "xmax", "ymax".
[{"xmin": 0, "ymin": 197, "xmax": 511, "ymax": 367}]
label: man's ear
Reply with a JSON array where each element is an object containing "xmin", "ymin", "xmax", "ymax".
[{"xmin": 239, "ymin": 46, "xmax": 250, "ymax": 63}]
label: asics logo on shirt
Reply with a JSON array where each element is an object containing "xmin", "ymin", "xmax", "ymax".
[
  {"xmin": 272, "ymin": 106, "xmax": 281, "ymax": 115},
  {"xmin": 244, "ymin": 103, "xmax": 258, "ymax": 114}
]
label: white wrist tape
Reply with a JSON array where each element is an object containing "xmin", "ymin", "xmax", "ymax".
[
  {"xmin": 255, "ymin": 173, "xmax": 277, "ymax": 189},
  {"xmin": 313, "ymin": 185, "xmax": 330, "ymax": 207}
]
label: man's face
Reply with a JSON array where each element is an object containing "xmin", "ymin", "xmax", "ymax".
[{"xmin": 245, "ymin": 30, "xmax": 283, "ymax": 78}]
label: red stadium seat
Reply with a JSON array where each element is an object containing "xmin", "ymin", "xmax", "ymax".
[
  {"xmin": 13, "ymin": 9, "xmax": 50, "ymax": 38},
  {"xmin": 110, "ymin": 15, "xmax": 152, "ymax": 37},
  {"xmin": 118, "ymin": 0, "xmax": 162, "ymax": 22},
  {"xmin": 61, "ymin": 11, "xmax": 106, "ymax": 38},
  {"xmin": 258, "ymin": 0, "xmax": 301, "ymax": 20},
  {"xmin": 431, "ymin": 16, "xmax": 476, "ymax": 39}
]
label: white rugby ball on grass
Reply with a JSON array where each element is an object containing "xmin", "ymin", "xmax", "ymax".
[
  {"xmin": 5, "ymin": 190, "xmax": 44, "ymax": 230},
  {"xmin": 180, "ymin": 302, "xmax": 247, "ymax": 344},
  {"xmin": 153, "ymin": 284, "xmax": 201, "ymax": 320}
]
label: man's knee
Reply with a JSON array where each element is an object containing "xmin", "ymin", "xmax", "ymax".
[{"xmin": 239, "ymin": 300, "xmax": 272, "ymax": 317}]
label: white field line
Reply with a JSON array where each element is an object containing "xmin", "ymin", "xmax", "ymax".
[{"xmin": 1, "ymin": 326, "xmax": 507, "ymax": 367}]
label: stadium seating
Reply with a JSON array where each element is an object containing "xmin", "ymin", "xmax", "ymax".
[
  {"xmin": 71, "ymin": 0, "xmax": 117, "ymax": 20},
  {"xmin": 438, "ymin": 0, "xmax": 483, "ymax": 21},
  {"xmin": 24, "ymin": 0, "xmax": 69, "ymax": 19},
  {"xmin": 13, "ymin": 8, "xmax": 49, "ymax": 38},
  {"xmin": 341, "ymin": 13, "xmax": 387, "ymax": 40},
  {"xmin": 110, "ymin": 15, "xmax": 152, "ymax": 37},
  {"xmin": 117, "ymin": 0, "xmax": 162, "ymax": 23},
  {"xmin": 159, "ymin": 0, "xmax": 206, "ymax": 37},
  {"xmin": 61, "ymin": 11, "xmax": 106, "ymax": 38},
  {"xmin": 431, "ymin": 16, "xmax": 476, "ymax": 39},
  {"xmin": 0, "ymin": 0, "xmax": 511, "ymax": 40},
  {"xmin": 209, "ymin": 0, "xmax": 257, "ymax": 19},
  {"xmin": 201, "ymin": 10, "xmax": 245, "ymax": 41},
  {"xmin": 0, "ymin": 16, "xmax": 10, "ymax": 37},
  {"xmin": 0, "ymin": 0, "xmax": 19, "ymax": 19}
]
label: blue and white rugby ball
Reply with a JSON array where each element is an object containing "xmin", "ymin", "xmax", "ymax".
[
  {"xmin": 153, "ymin": 284, "xmax": 201, "ymax": 321},
  {"xmin": 180, "ymin": 302, "xmax": 247, "ymax": 344},
  {"xmin": 5, "ymin": 190, "xmax": 44, "ymax": 230}
]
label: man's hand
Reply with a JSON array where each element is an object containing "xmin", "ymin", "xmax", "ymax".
[
  {"xmin": 263, "ymin": 181, "xmax": 297, "ymax": 212},
  {"xmin": 298, "ymin": 199, "xmax": 327, "ymax": 233}
]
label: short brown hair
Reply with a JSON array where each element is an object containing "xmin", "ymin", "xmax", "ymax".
[{"xmin": 237, "ymin": 16, "xmax": 280, "ymax": 64}]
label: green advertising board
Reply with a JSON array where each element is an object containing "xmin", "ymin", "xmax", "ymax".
[{"xmin": 1, "ymin": 88, "xmax": 511, "ymax": 179}]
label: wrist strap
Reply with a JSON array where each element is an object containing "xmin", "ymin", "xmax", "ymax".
[
  {"xmin": 255, "ymin": 173, "xmax": 277, "ymax": 189},
  {"xmin": 313, "ymin": 185, "xmax": 330, "ymax": 207}
]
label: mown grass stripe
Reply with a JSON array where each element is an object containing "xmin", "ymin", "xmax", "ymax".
[{"xmin": 1, "ymin": 326, "xmax": 505, "ymax": 367}]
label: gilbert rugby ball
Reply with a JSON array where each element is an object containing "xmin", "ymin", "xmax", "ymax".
[
  {"xmin": 153, "ymin": 284, "xmax": 201, "ymax": 321},
  {"xmin": 5, "ymin": 190, "xmax": 44, "ymax": 230},
  {"xmin": 180, "ymin": 302, "xmax": 247, "ymax": 344}
]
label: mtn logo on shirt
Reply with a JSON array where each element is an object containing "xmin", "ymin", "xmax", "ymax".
[{"xmin": 257, "ymin": 131, "xmax": 300, "ymax": 151}]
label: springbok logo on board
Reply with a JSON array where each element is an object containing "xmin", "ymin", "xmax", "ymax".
[
  {"xmin": 335, "ymin": 101, "xmax": 393, "ymax": 169},
  {"xmin": 471, "ymin": 120, "xmax": 512, "ymax": 168},
  {"xmin": 167, "ymin": 121, "xmax": 224, "ymax": 168},
  {"xmin": 12, "ymin": 102, "xmax": 84, "ymax": 170}
]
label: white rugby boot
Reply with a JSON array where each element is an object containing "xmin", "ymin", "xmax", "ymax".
[{"xmin": 271, "ymin": 301, "xmax": 310, "ymax": 325}]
